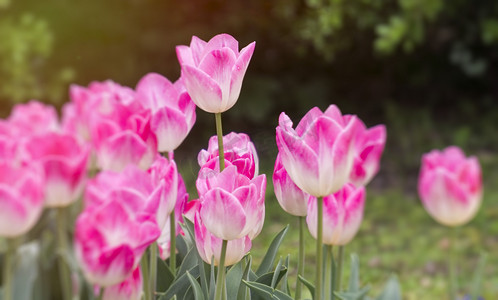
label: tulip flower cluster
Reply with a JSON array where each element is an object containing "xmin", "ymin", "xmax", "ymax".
[{"xmin": 0, "ymin": 32, "xmax": 485, "ymax": 300}]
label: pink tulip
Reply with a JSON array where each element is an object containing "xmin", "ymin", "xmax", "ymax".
[
  {"xmin": 198, "ymin": 132, "xmax": 259, "ymax": 179},
  {"xmin": 85, "ymin": 159, "xmax": 177, "ymax": 230},
  {"xmin": 349, "ymin": 122, "xmax": 386, "ymax": 187},
  {"xmin": 8, "ymin": 100, "xmax": 59, "ymax": 136},
  {"xmin": 418, "ymin": 146, "xmax": 482, "ymax": 226},
  {"xmin": 194, "ymin": 212, "xmax": 251, "ymax": 266},
  {"xmin": 135, "ymin": 73, "xmax": 196, "ymax": 152},
  {"xmin": 0, "ymin": 161, "xmax": 44, "ymax": 237},
  {"xmin": 103, "ymin": 267, "xmax": 143, "ymax": 300},
  {"xmin": 197, "ymin": 165, "xmax": 266, "ymax": 240},
  {"xmin": 273, "ymin": 154, "xmax": 311, "ymax": 217},
  {"xmin": 75, "ymin": 199, "xmax": 160, "ymax": 286},
  {"xmin": 24, "ymin": 132, "xmax": 89, "ymax": 207},
  {"xmin": 62, "ymin": 80, "xmax": 157, "ymax": 171},
  {"xmin": 176, "ymin": 34, "xmax": 255, "ymax": 113},
  {"xmin": 306, "ymin": 183, "xmax": 366, "ymax": 245},
  {"xmin": 276, "ymin": 105, "xmax": 360, "ymax": 197}
]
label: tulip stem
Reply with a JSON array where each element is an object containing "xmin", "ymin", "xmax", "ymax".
[
  {"xmin": 3, "ymin": 238, "xmax": 17, "ymax": 300},
  {"xmin": 215, "ymin": 113, "xmax": 225, "ymax": 171},
  {"xmin": 449, "ymin": 227, "xmax": 458, "ymax": 300},
  {"xmin": 170, "ymin": 211, "xmax": 176, "ymax": 275},
  {"xmin": 336, "ymin": 245, "xmax": 344, "ymax": 293},
  {"xmin": 141, "ymin": 252, "xmax": 151, "ymax": 300},
  {"xmin": 215, "ymin": 240, "xmax": 228, "ymax": 300},
  {"xmin": 150, "ymin": 242, "xmax": 158, "ymax": 298},
  {"xmin": 296, "ymin": 216, "xmax": 305, "ymax": 300},
  {"xmin": 324, "ymin": 245, "xmax": 332, "ymax": 300},
  {"xmin": 97, "ymin": 287, "xmax": 104, "ymax": 300},
  {"xmin": 56, "ymin": 208, "xmax": 72, "ymax": 300},
  {"xmin": 315, "ymin": 197, "xmax": 323, "ymax": 300}
]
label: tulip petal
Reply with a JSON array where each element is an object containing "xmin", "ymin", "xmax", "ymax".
[
  {"xmin": 229, "ymin": 42, "xmax": 255, "ymax": 110},
  {"xmin": 182, "ymin": 65, "xmax": 223, "ymax": 113},
  {"xmin": 150, "ymin": 107, "xmax": 188, "ymax": 152}
]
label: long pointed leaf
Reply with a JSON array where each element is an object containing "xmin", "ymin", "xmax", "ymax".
[
  {"xmin": 237, "ymin": 256, "xmax": 253, "ymax": 300},
  {"xmin": 298, "ymin": 275, "xmax": 315, "ymax": 300},
  {"xmin": 376, "ymin": 275, "xmax": 401, "ymax": 300},
  {"xmin": 243, "ymin": 280, "xmax": 293, "ymax": 300},
  {"xmin": 186, "ymin": 271, "xmax": 205, "ymax": 300},
  {"xmin": 348, "ymin": 254, "xmax": 360, "ymax": 292},
  {"xmin": 226, "ymin": 260, "xmax": 244, "ymax": 299},
  {"xmin": 281, "ymin": 255, "xmax": 290, "ymax": 295},
  {"xmin": 271, "ymin": 257, "xmax": 283, "ymax": 289},
  {"xmin": 256, "ymin": 225, "xmax": 289, "ymax": 276}
]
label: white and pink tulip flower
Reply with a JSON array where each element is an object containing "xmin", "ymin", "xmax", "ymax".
[
  {"xmin": 418, "ymin": 146, "xmax": 482, "ymax": 227},
  {"xmin": 135, "ymin": 73, "xmax": 196, "ymax": 153},
  {"xmin": 8, "ymin": 100, "xmax": 59, "ymax": 136},
  {"xmin": 24, "ymin": 132, "xmax": 89, "ymax": 207},
  {"xmin": 102, "ymin": 266, "xmax": 143, "ymax": 300},
  {"xmin": 74, "ymin": 199, "xmax": 160, "ymax": 287},
  {"xmin": 62, "ymin": 80, "xmax": 157, "ymax": 171},
  {"xmin": 198, "ymin": 132, "xmax": 259, "ymax": 179},
  {"xmin": 276, "ymin": 105, "xmax": 360, "ymax": 197},
  {"xmin": 85, "ymin": 161, "xmax": 176, "ymax": 230},
  {"xmin": 176, "ymin": 33, "xmax": 255, "ymax": 113},
  {"xmin": 273, "ymin": 153, "xmax": 311, "ymax": 217},
  {"xmin": 194, "ymin": 212, "xmax": 251, "ymax": 266},
  {"xmin": 349, "ymin": 121, "xmax": 386, "ymax": 187},
  {"xmin": 0, "ymin": 161, "xmax": 45, "ymax": 237},
  {"xmin": 157, "ymin": 173, "xmax": 189, "ymax": 260},
  {"xmin": 196, "ymin": 165, "xmax": 266, "ymax": 240},
  {"xmin": 306, "ymin": 183, "xmax": 366, "ymax": 246}
]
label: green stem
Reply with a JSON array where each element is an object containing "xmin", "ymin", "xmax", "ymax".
[
  {"xmin": 142, "ymin": 251, "xmax": 151, "ymax": 300},
  {"xmin": 170, "ymin": 211, "xmax": 176, "ymax": 275},
  {"xmin": 150, "ymin": 242, "xmax": 158, "ymax": 299},
  {"xmin": 296, "ymin": 216, "xmax": 305, "ymax": 300},
  {"xmin": 57, "ymin": 208, "xmax": 72, "ymax": 300},
  {"xmin": 315, "ymin": 197, "xmax": 324, "ymax": 300},
  {"xmin": 97, "ymin": 287, "xmax": 104, "ymax": 300},
  {"xmin": 336, "ymin": 245, "xmax": 344, "ymax": 293},
  {"xmin": 3, "ymin": 238, "xmax": 16, "ymax": 300},
  {"xmin": 449, "ymin": 227, "xmax": 458, "ymax": 300},
  {"xmin": 215, "ymin": 240, "xmax": 228, "ymax": 300},
  {"xmin": 215, "ymin": 113, "xmax": 225, "ymax": 171},
  {"xmin": 324, "ymin": 245, "xmax": 332, "ymax": 300}
]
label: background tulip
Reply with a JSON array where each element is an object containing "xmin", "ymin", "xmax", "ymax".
[
  {"xmin": 176, "ymin": 33, "xmax": 255, "ymax": 113},
  {"xmin": 276, "ymin": 105, "xmax": 360, "ymax": 197},
  {"xmin": 198, "ymin": 132, "xmax": 259, "ymax": 179},
  {"xmin": 135, "ymin": 73, "xmax": 196, "ymax": 153},
  {"xmin": 418, "ymin": 146, "xmax": 482, "ymax": 226},
  {"xmin": 8, "ymin": 100, "xmax": 59, "ymax": 136},
  {"xmin": 273, "ymin": 153, "xmax": 311, "ymax": 217},
  {"xmin": 0, "ymin": 161, "xmax": 44, "ymax": 237},
  {"xmin": 102, "ymin": 267, "xmax": 143, "ymax": 300},
  {"xmin": 197, "ymin": 165, "xmax": 266, "ymax": 240},
  {"xmin": 74, "ymin": 199, "xmax": 160, "ymax": 287},
  {"xmin": 306, "ymin": 183, "xmax": 366, "ymax": 245}
]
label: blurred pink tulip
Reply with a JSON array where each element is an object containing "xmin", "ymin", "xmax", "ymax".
[
  {"xmin": 276, "ymin": 105, "xmax": 360, "ymax": 197},
  {"xmin": 8, "ymin": 100, "xmax": 59, "ymax": 136},
  {"xmin": 194, "ymin": 212, "xmax": 251, "ymax": 266},
  {"xmin": 75, "ymin": 199, "xmax": 160, "ymax": 286},
  {"xmin": 198, "ymin": 132, "xmax": 259, "ymax": 178},
  {"xmin": 418, "ymin": 146, "xmax": 482, "ymax": 226},
  {"xmin": 0, "ymin": 161, "xmax": 44, "ymax": 237},
  {"xmin": 306, "ymin": 183, "xmax": 366, "ymax": 245},
  {"xmin": 62, "ymin": 80, "xmax": 157, "ymax": 171},
  {"xmin": 103, "ymin": 267, "xmax": 143, "ymax": 300},
  {"xmin": 197, "ymin": 165, "xmax": 266, "ymax": 240},
  {"xmin": 176, "ymin": 34, "xmax": 255, "ymax": 113},
  {"xmin": 273, "ymin": 154, "xmax": 311, "ymax": 217},
  {"xmin": 25, "ymin": 132, "xmax": 89, "ymax": 207},
  {"xmin": 136, "ymin": 73, "xmax": 196, "ymax": 152},
  {"xmin": 349, "ymin": 122, "xmax": 386, "ymax": 187}
]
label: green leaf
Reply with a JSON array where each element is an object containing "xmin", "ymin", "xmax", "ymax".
[
  {"xmin": 348, "ymin": 254, "xmax": 360, "ymax": 292},
  {"xmin": 255, "ymin": 268, "xmax": 288, "ymax": 289},
  {"xmin": 471, "ymin": 252, "xmax": 488, "ymax": 299},
  {"xmin": 237, "ymin": 256, "xmax": 253, "ymax": 300},
  {"xmin": 256, "ymin": 225, "xmax": 289, "ymax": 276},
  {"xmin": 335, "ymin": 287, "xmax": 370, "ymax": 300},
  {"xmin": 186, "ymin": 271, "xmax": 205, "ymax": 300},
  {"xmin": 271, "ymin": 257, "xmax": 283, "ymax": 289},
  {"xmin": 226, "ymin": 259, "xmax": 244, "ymax": 299},
  {"xmin": 175, "ymin": 234, "xmax": 189, "ymax": 262},
  {"xmin": 163, "ymin": 266, "xmax": 200, "ymax": 299},
  {"xmin": 281, "ymin": 255, "xmax": 290, "ymax": 295},
  {"xmin": 243, "ymin": 280, "xmax": 293, "ymax": 300},
  {"xmin": 209, "ymin": 259, "xmax": 216, "ymax": 300},
  {"xmin": 177, "ymin": 247, "xmax": 198, "ymax": 277},
  {"xmin": 376, "ymin": 275, "xmax": 401, "ymax": 300},
  {"xmin": 197, "ymin": 259, "xmax": 210, "ymax": 300},
  {"xmin": 157, "ymin": 256, "xmax": 176, "ymax": 293},
  {"xmin": 298, "ymin": 275, "xmax": 315, "ymax": 300}
]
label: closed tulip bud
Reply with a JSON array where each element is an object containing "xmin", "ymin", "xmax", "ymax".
[
  {"xmin": 135, "ymin": 73, "xmax": 196, "ymax": 152},
  {"xmin": 276, "ymin": 105, "xmax": 360, "ymax": 197},
  {"xmin": 418, "ymin": 146, "xmax": 482, "ymax": 226},
  {"xmin": 273, "ymin": 153, "xmax": 311, "ymax": 216},
  {"xmin": 176, "ymin": 34, "xmax": 255, "ymax": 113},
  {"xmin": 307, "ymin": 184, "xmax": 366, "ymax": 245}
]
